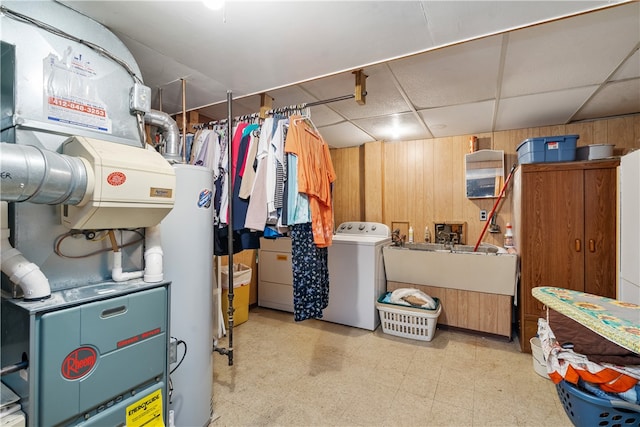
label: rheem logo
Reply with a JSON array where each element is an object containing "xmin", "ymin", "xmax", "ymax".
[{"xmin": 61, "ymin": 347, "xmax": 97, "ymax": 380}]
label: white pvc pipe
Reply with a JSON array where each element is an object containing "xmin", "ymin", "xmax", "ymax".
[
  {"xmin": 111, "ymin": 251, "xmax": 144, "ymax": 282},
  {"xmin": 143, "ymin": 225, "xmax": 164, "ymax": 283},
  {"xmin": 110, "ymin": 226, "xmax": 164, "ymax": 283},
  {"xmin": 0, "ymin": 202, "xmax": 51, "ymax": 300}
]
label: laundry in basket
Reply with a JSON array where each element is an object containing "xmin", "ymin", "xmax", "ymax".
[{"xmin": 376, "ymin": 291, "xmax": 441, "ymax": 341}]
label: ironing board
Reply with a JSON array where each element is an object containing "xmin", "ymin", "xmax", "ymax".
[{"xmin": 532, "ymin": 287, "xmax": 640, "ymax": 355}]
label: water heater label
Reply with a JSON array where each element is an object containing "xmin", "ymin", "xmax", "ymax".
[
  {"xmin": 198, "ymin": 189, "xmax": 212, "ymax": 208},
  {"xmin": 107, "ymin": 171, "xmax": 126, "ymax": 186},
  {"xmin": 61, "ymin": 346, "xmax": 98, "ymax": 380}
]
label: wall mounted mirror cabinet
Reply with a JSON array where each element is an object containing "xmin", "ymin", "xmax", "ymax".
[{"xmin": 465, "ymin": 150, "xmax": 505, "ymax": 199}]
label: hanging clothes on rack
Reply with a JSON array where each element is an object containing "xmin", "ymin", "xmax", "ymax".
[
  {"xmin": 191, "ymin": 128, "xmax": 217, "ymax": 167},
  {"xmin": 267, "ymin": 116, "xmax": 289, "ymax": 232},
  {"xmin": 285, "ymin": 114, "xmax": 336, "ymax": 321},
  {"xmin": 193, "ymin": 102, "xmax": 338, "ymax": 322},
  {"xmin": 179, "ymin": 132, "xmax": 195, "ymax": 162},
  {"xmin": 214, "ymin": 119, "xmax": 261, "ymax": 255},
  {"xmin": 285, "ymin": 114, "xmax": 336, "ymax": 247},
  {"xmin": 290, "ymin": 222, "xmax": 329, "ymax": 321},
  {"xmin": 244, "ymin": 117, "xmax": 272, "ymax": 232},
  {"xmin": 244, "ymin": 115, "xmax": 288, "ymax": 237}
]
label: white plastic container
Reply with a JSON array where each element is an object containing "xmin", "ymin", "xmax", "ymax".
[
  {"xmin": 376, "ymin": 296, "xmax": 442, "ymax": 341},
  {"xmin": 576, "ymin": 144, "xmax": 614, "ymax": 160},
  {"xmin": 530, "ymin": 337, "xmax": 549, "ymax": 379}
]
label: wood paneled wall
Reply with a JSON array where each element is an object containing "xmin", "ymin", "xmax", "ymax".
[{"xmin": 330, "ymin": 114, "xmax": 640, "ymax": 247}]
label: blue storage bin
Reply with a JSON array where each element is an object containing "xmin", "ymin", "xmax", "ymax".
[{"xmin": 517, "ymin": 135, "xmax": 578, "ymax": 164}]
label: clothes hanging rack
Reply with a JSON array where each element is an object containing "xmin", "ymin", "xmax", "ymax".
[
  {"xmin": 192, "ymin": 86, "xmax": 367, "ymax": 130},
  {"xmin": 211, "ymin": 73, "xmax": 368, "ymax": 364},
  {"xmin": 193, "ymin": 112, "xmax": 261, "ymax": 130}
]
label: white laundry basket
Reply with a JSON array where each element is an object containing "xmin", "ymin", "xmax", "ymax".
[{"xmin": 376, "ymin": 293, "xmax": 441, "ymax": 341}]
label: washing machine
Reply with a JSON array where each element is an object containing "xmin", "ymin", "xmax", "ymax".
[{"xmin": 322, "ymin": 222, "xmax": 391, "ymax": 331}]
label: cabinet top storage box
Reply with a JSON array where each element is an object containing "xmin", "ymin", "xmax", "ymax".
[
  {"xmin": 517, "ymin": 135, "xmax": 578, "ymax": 164},
  {"xmin": 576, "ymin": 144, "xmax": 614, "ymax": 161}
]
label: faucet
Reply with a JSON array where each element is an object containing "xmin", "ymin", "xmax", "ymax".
[
  {"xmin": 437, "ymin": 231, "xmax": 455, "ymax": 251},
  {"xmin": 391, "ymin": 229, "xmax": 405, "ymax": 247}
]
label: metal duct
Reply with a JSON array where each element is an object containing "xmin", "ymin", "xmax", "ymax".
[
  {"xmin": 0, "ymin": 143, "xmax": 89, "ymax": 205},
  {"xmin": 144, "ymin": 109, "xmax": 182, "ymax": 163}
]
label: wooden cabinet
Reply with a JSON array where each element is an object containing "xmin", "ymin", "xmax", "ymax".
[{"xmin": 512, "ymin": 160, "xmax": 619, "ymax": 352}]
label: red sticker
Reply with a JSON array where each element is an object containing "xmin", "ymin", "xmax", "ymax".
[
  {"xmin": 107, "ymin": 172, "xmax": 126, "ymax": 186},
  {"xmin": 61, "ymin": 346, "xmax": 98, "ymax": 380}
]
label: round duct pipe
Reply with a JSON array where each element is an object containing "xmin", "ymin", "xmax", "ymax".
[
  {"xmin": 144, "ymin": 110, "xmax": 182, "ymax": 163},
  {"xmin": 0, "ymin": 143, "xmax": 90, "ymax": 205}
]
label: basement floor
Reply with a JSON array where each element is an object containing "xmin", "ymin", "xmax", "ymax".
[{"xmin": 211, "ymin": 307, "xmax": 571, "ymax": 426}]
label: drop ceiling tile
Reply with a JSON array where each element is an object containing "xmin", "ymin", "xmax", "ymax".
[
  {"xmin": 501, "ymin": 2, "xmax": 640, "ymax": 97},
  {"xmin": 421, "ymin": 1, "xmax": 621, "ymax": 46},
  {"xmin": 306, "ymin": 106, "xmax": 345, "ymax": 128},
  {"xmin": 388, "ymin": 35, "xmax": 503, "ymax": 109},
  {"xmin": 260, "ymin": 85, "xmax": 343, "ymax": 127},
  {"xmin": 418, "ymin": 100, "xmax": 495, "ymax": 137},
  {"xmin": 574, "ymin": 79, "xmax": 640, "ymax": 121},
  {"xmin": 317, "ymin": 122, "xmax": 375, "ymax": 149},
  {"xmin": 301, "ymin": 64, "xmax": 412, "ymax": 119},
  {"xmin": 196, "ymin": 96, "xmax": 259, "ymax": 122},
  {"xmin": 352, "ymin": 112, "xmax": 432, "ymax": 142},
  {"xmin": 266, "ymin": 85, "xmax": 320, "ymax": 108},
  {"xmin": 496, "ymin": 86, "xmax": 597, "ymax": 131},
  {"xmin": 611, "ymin": 50, "xmax": 640, "ymax": 81}
]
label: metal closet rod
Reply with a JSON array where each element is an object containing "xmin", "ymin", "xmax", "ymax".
[{"xmin": 192, "ymin": 92, "xmax": 357, "ymax": 129}]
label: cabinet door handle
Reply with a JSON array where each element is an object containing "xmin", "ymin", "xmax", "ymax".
[
  {"xmin": 575, "ymin": 239, "xmax": 581, "ymax": 252},
  {"xmin": 589, "ymin": 239, "xmax": 596, "ymax": 252}
]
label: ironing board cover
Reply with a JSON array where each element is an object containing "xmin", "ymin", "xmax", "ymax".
[{"xmin": 532, "ymin": 287, "xmax": 640, "ymax": 355}]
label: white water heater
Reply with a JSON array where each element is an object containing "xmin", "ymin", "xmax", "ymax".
[{"xmin": 160, "ymin": 164, "xmax": 214, "ymax": 427}]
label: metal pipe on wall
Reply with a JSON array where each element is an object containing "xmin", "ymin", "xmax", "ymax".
[
  {"xmin": 213, "ymin": 90, "xmax": 234, "ymax": 367},
  {"xmin": 225, "ymin": 89, "xmax": 234, "ymax": 367}
]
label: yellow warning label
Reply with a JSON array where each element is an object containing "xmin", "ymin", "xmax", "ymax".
[{"xmin": 126, "ymin": 389, "xmax": 164, "ymax": 427}]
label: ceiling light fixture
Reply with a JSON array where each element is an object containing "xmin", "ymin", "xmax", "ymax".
[{"xmin": 202, "ymin": 0, "xmax": 225, "ymax": 11}]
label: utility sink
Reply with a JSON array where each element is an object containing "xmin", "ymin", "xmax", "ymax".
[{"xmin": 383, "ymin": 244, "xmax": 518, "ymax": 296}]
